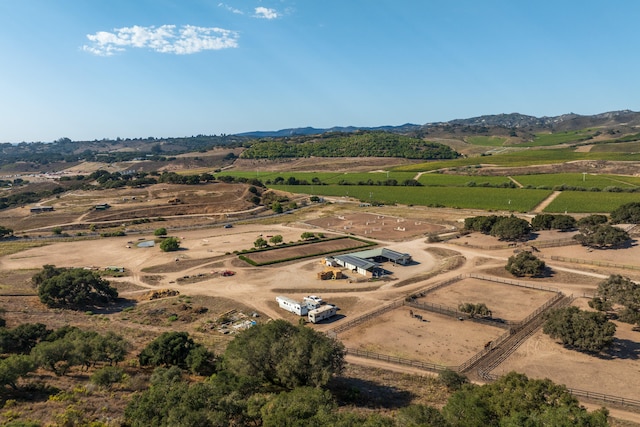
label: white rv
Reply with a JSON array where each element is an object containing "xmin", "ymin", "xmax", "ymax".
[
  {"xmin": 308, "ymin": 305, "xmax": 337, "ymax": 324},
  {"xmin": 275, "ymin": 296, "xmax": 309, "ymax": 316}
]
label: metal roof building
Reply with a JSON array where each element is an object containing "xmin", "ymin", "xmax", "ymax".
[
  {"xmin": 347, "ymin": 248, "xmax": 413, "ymax": 265},
  {"xmin": 334, "ymin": 255, "xmax": 380, "ymax": 277}
]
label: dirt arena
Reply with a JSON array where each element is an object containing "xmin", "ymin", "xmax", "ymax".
[
  {"xmin": 241, "ymin": 237, "xmax": 370, "ymax": 265},
  {"xmin": 305, "ymin": 212, "xmax": 448, "ymax": 240},
  {"xmin": 339, "ymin": 306, "xmax": 506, "ymax": 367},
  {"xmin": 419, "ymin": 277, "xmax": 557, "ymax": 323}
]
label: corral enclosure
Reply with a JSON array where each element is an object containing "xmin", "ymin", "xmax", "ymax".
[
  {"xmin": 339, "ymin": 306, "xmax": 505, "ymax": 366},
  {"xmin": 305, "ymin": 212, "xmax": 446, "ymax": 240},
  {"xmin": 420, "ymin": 277, "xmax": 556, "ymax": 323}
]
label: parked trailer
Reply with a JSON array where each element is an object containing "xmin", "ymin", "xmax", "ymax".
[
  {"xmin": 276, "ymin": 296, "xmax": 309, "ymax": 316},
  {"xmin": 308, "ymin": 305, "xmax": 337, "ymax": 324}
]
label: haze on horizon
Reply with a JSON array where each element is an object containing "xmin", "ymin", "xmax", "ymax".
[{"xmin": 1, "ymin": 0, "xmax": 639, "ymax": 144}]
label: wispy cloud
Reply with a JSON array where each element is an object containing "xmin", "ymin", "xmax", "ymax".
[
  {"xmin": 218, "ymin": 2, "xmax": 243, "ymax": 15},
  {"xmin": 254, "ymin": 7, "xmax": 279, "ymax": 20},
  {"xmin": 82, "ymin": 25, "xmax": 240, "ymax": 56}
]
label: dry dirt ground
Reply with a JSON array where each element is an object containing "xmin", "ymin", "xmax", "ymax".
[
  {"xmin": 496, "ymin": 296, "xmax": 640, "ymax": 402},
  {"xmin": 305, "ymin": 212, "xmax": 449, "ymax": 241},
  {"xmin": 340, "ymin": 307, "xmax": 506, "ymax": 366},
  {"xmin": 0, "ymin": 182, "xmax": 264, "ymax": 234},
  {"xmin": 2, "ymin": 202, "xmax": 640, "ymax": 422},
  {"xmin": 419, "ymin": 277, "xmax": 556, "ymax": 323}
]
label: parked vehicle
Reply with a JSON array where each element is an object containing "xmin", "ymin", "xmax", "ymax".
[{"xmin": 308, "ymin": 305, "xmax": 337, "ymax": 323}]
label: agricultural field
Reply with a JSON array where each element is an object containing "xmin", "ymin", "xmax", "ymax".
[
  {"xmin": 417, "ymin": 173, "xmax": 512, "ymax": 187},
  {"xmin": 543, "ymin": 191, "xmax": 640, "ymax": 213},
  {"xmin": 271, "ymin": 184, "xmax": 552, "ymax": 212},
  {"xmin": 217, "ymin": 170, "xmax": 418, "ymax": 185},
  {"xmin": 393, "ymin": 149, "xmax": 640, "ymax": 172},
  {"xmin": 512, "ymin": 173, "xmax": 640, "ymax": 190},
  {"xmin": 527, "ymin": 129, "xmax": 598, "ymax": 146},
  {"xmin": 590, "ymin": 141, "xmax": 640, "ymax": 153},
  {"xmin": 465, "ymin": 136, "xmax": 507, "ymax": 146}
]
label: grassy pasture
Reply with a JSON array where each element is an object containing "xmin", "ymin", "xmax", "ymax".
[
  {"xmin": 465, "ymin": 136, "xmax": 506, "ymax": 146},
  {"xmin": 417, "ymin": 173, "xmax": 512, "ymax": 187},
  {"xmin": 512, "ymin": 173, "xmax": 640, "ymax": 189},
  {"xmin": 543, "ymin": 191, "xmax": 640, "ymax": 213},
  {"xmin": 271, "ymin": 184, "xmax": 551, "ymax": 212}
]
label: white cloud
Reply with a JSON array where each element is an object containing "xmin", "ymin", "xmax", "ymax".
[
  {"xmin": 82, "ymin": 25, "xmax": 240, "ymax": 56},
  {"xmin": 254, "ymin": 7, "xmax": 279, "ymax": 19},
  {"xmin": 218, "ymin": 3, "xmax": 243, "ymax": 14}
]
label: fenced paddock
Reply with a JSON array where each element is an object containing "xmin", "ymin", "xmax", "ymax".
[
  {"xmin": 338, "ymin": 305, "xmax": 507, "ymax": 367},
  {"xmin": 414, "ymin": 274, "xmax": 558, "ymax": 324},
  {"xmin": 329, "ymin": 274, "xmax": 563, "ymax": 373}
]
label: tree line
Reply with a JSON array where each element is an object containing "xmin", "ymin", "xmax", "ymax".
[{"xmin": 240, "ymin": 131, "xmax": 460, "ymax": 160}]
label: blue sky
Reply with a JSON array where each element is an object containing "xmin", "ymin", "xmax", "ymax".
[{"xmin": 1, "ymin": 0, "xmax": 639, "ymax": 143}]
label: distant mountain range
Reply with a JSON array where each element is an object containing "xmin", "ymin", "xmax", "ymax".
[{"xmin": 236, "ymin": 110, "xmax": 640, "ymax": 138}]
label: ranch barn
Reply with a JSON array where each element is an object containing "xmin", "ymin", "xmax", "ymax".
[
  {"xmin": 349, "ymin": 248, "xmax": 412, "ymax": 265},
  {"xmin": 332, "ymin": 254, "xmax": 381, "ymax": 277},
  {"xmin": 329, "ymin": 247, "xmax": 413, "ymax": 277}
]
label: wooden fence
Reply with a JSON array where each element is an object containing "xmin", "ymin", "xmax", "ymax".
[
  {"xmin": 328, "ymin": 299, "xmax": 404, "ymax": 335},
  {"xmin": 407, "ymin": 275, "xmax": 463, "ymax": 299},
  {"xmin": 457, "ymin": 328, "xmax": 511, "ymax": 372},
  {"xmin": 567, "ymin": 388, "xmax": 640, "ymax": 410},
  {"xmin": 449, "ymin": 237, "xmax": 576, "ymax": 250},
  {"xmin": 480, "ymin": 371, "xmax": 640, "ymax": 410},
  {"xmin": 344, "ymin": 348, "xmax": 453, "ymax": 373},
  {"xmin": 468, "ymin": 273, "xmax": 559, "ymax": 293},
  {"xmin": 550, "ymin": 255, "xmax": 640, "ymax": 271}
]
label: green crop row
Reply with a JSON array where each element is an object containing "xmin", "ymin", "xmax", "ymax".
[
  {"xmin": 214, "ymin": 170, "xmax": 418, "ymax": 184},
  {"xmin": 590, "ymin": 141, "xmax": 640, "ymax": 153},
  {"xmin": 271, "ymin": 185, "xmax": 551, "ymax": 212},
  {"xmin": 392, "ymin": 149, "xmax": 640, "ymax": 172},
  {"xmin": 417, "ymin": 173, "xmax": 512, "ymax": 187},
  {"xmin": 543, "ymin": 191, "xmax": 640, "ymax": 213},
  {"xmin": 511, "ymin": 173, "xmax": 640, "ymax": 189},
  {"xmin": 527, "ymin": 129, "xmax": 598, "ymax": 146}
]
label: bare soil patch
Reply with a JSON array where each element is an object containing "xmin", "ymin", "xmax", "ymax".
[
  {"xmin": 306, "ymin": 212, "xmax": 446, "ymax": 240},
  {"xmin": 495, "ymin": 299, "xmax": 640, "ymax": 401},
  {"xmin": 340, "ymin": 306, "xmax": 506, "ymax": 367},
  {"xmin": 420, "ymin": 277, "xmax": 555, "ymax": 323}
]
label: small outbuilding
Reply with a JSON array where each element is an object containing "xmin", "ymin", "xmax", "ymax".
[
  {"xmin": 334, "ymin": 255, "xmax": 380, "ymax": 277},
  {"xmin": 30, "ymin": 206, "xmax": 54, "ymax": 213}
]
